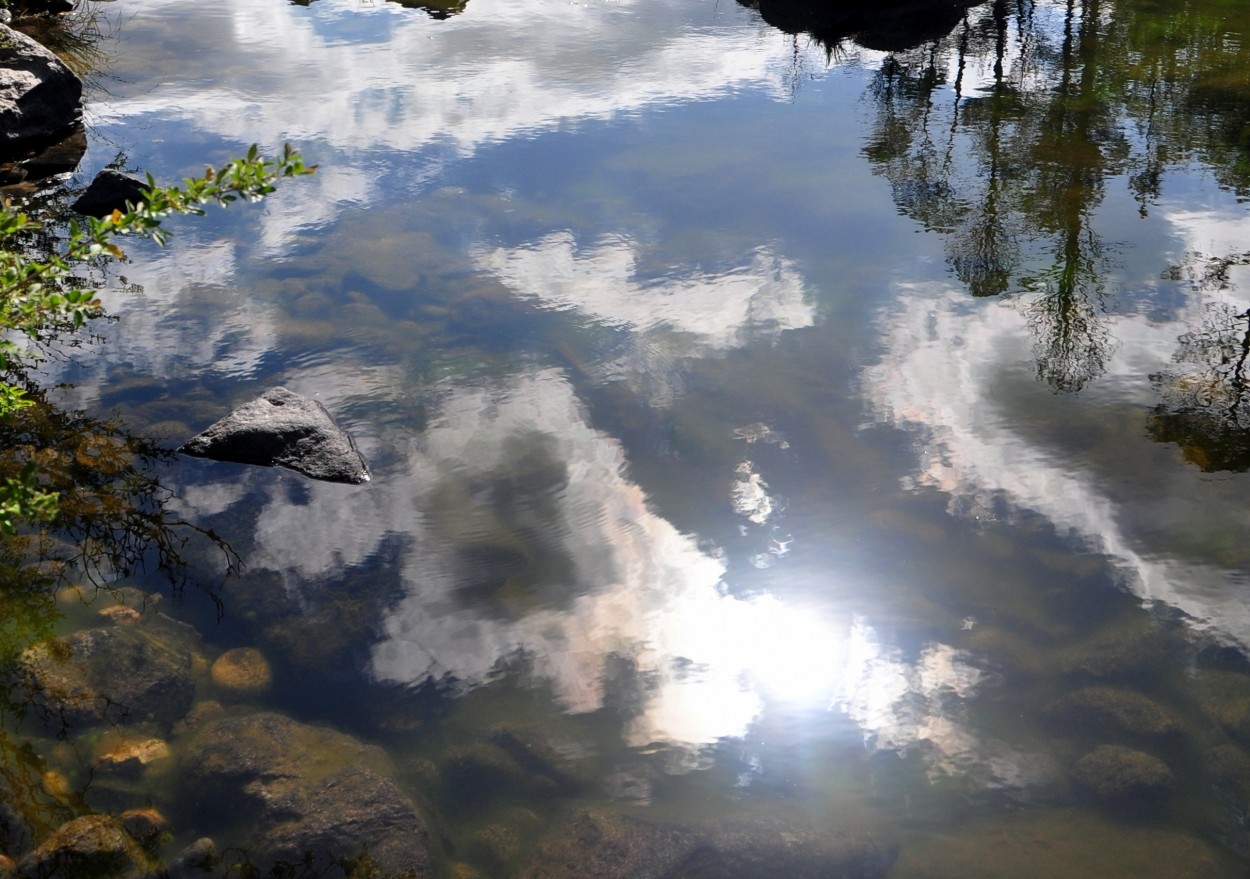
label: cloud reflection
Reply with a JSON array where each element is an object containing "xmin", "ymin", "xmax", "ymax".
[
  {"xmin": 475, "ymin": 232, "xmax": 814, "ymax": 351},
  {"xmin": 171, "ymin": 366, "xmax": 984, "ymax": 763},
  {"xmin": 863, "ymin": 273, "xmax": 1250, "ymax": 648}
]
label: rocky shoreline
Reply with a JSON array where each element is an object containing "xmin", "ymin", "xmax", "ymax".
[
  {"xmin": 0, "ymin": 2, "xmax": 86, "ymax": 193},
  {"xmin": 2, "ymin": 585, "xmax": 904, "ymax": 879}
]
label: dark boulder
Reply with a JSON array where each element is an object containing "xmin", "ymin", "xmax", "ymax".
[
  {"xmin": 69, "ymin": 170, "xmax": 149, "ymax": 217},
  {"xmin": 0, "ymin": 23, "xmax": 82, "ymax": 160},
  {"xmin": 180, "ymin": 387, "xmax": 370, "ymax": 485}
]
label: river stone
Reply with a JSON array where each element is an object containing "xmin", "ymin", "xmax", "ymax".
[
  {"xmin": 69, "ymin": 170, "xmax": 149, "ymax": 217},
  {"xmin": 94, "ymin": 737, "xmax": 172, "ymax": 775},
  {"xmin": 209, "ymin": 647, "xmax": 272, "ymax": 696},
  {"xmin": 118, "ymin": 808, "xmax": 167, "ymax": 847},
  {"xmin": 1071, "ymin": 745, "xmax": 1175, "ymax": 803},
  {"xmin": 1194, "ymin": 669, "xmax": 1250, "ymax": 746},
  {"xmin": 1058, "ymin": 622, "xmax": 1172, "ymax": 682},
  {"xmin": 490, "ymin": 723, "xmax": 593, "ymax": 793},
  {"xmin": 180, "ymin": 712, "xmax": 432, "ymax": 878},
  {"xmin": 180, "ymin": 387, "xmax": 370, "ymax": 484},
  {"xmin": 0, "ymin": 23, "xmax": 82, "ymax": 160},
  {"xmin": 517, "ymin": 810, "xmax": 898, "ymax": 879},
  {"xmin": 17, "ymin": 624, "xmax": 195, "ymax": 731},
  {"xmin": 1044, "ymin": 686, "xmax": 1185, "ymax": 741},
  {"xmin": 163, "ymin": 837, "xmax": 216, "ymax": 879},
  {"xmin": 16, "ymin": 815, "xmax": 148, "ymax": 879}
]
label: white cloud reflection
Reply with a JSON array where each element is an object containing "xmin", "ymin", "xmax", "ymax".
[
  {"xmin": 472, "ymin": 233, "xmax": 815, "ymax": 375},
  {"xmin": 475, "ymin": 232, "xmax": 814, "ymax": 351},
  {"xmin": 863, "ymin": 262, "xmax": 1250, "ymax": 648},
  {"xmin": 97, "ymin": 0, "xmax": 792, "ymax": 159},
  {"xmin": 169, "ymin": 366, "xmax": 987, "ymax": 760}
]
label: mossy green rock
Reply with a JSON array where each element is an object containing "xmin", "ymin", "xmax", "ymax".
[
  {"xmin": 1071, "ymin": 745, "xmax": 1174, "ymax": 803},
  {"xmin": 518, "ymin": 810, "xmax": 897, "ymax": 879},
  {"xmin": 1044, "ymin": 687, "xmax": 1184, "ymax": 740},
  {"xmin": 16, "ymin": 815, "xmax": 148, "ymax": 879},
  {"xmin": 180, "ymin": 712, "xmax": 432, "ymax": 878},
  {"xmin": 1205, "ymin": 743, "xmax": 1250, "ymax": 807},
  {"xmin": 1058, "ymin": 623, "xmax": 1172, "ymax": 682},
  {"xmin": 888, "ymin": 808, "xmax": 1230, "ymax": 878},
  {"xmin": 18, "ymin": 623, "xmax": 195, "ymax": 731},
  {"xmin": 1194, "ymin": 670, "xmax": 1250, "ymax": 745}
]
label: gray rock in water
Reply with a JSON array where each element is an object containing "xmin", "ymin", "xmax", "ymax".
[
  {"xmin": 70, "ymin": 169, "xmax": 149, "ymax": 217},
  {"xmin": 180, "ymin": 387, "xmax": 370, "ymax": 485},
  {"xmin": 0, "ymin": 24, "xmax": 82, "ymax": 159}
]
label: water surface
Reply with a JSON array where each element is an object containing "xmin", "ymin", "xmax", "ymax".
[{"xmin": 12, "ymin": 0, "xmax": 1250, "ymax": 875}]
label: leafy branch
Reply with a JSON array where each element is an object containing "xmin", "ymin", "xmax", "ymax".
[{"xmin": 0, "ymin": 144, "xmax": 314, "ymax": 533}]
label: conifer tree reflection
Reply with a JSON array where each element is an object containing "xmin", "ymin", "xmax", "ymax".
[
  {"xmin": 1151, "ymin": 252, "xmax": 1250, "ymax": 472},
  {"xmin": 863, "ymin": 0, "xmax": 1125, "ymax": 392}
]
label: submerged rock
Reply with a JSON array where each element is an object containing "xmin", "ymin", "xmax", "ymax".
[
  {"xmin": 1044, "ymin": 686, "xmax": 1185, "ymax": 741},
  {"xmin": 1205, "ymin": 743, "xmax": 1250, "ymax": 808},
  {"xmin": 180, "ymin": 387, "xmax": 370, "ymax": 485},
  {"xmin": 1058, "ymin": 622, "xmax": 1173, "ymax": 683},
  {"xmin": 1071, "ymin": 745, "xmax": 1174, "ymax": 804},
  {"xmin": 3, "ymin": 122, "xmax": 83, "ymax": 189},
  {"xmin": 180, "ymin": 712, "xmax": 432, "ymax": 878},
  {"xmin": 490, "ymin": 724, "xmax": 593, "ymax": 793},
  {"xmin": 17, "ymin": 623, "xmax": 196, "ymax": 731},
  {"xmin": 163, "ymin": 837, "xmax": 215, "ymax": 879},
  {"xmin": 209, "ymin": 648, "xmax": 272, "ymax": 696},
  {"xmin": 518, "ymin": 810, "xmax": 897, "ymax": 879},
  {"xmin": 1194, "ymin": 670, "xmax": 1250, "ymax": 746},
  {"xmin": 439, "ymin": 741, "xmax": 533, "ymax": 800},
  {"xmin": 118, "ymin": 808, "xmax": 167, "ymax": 848},
  {"xmin": 0, "ymin": 23, "xmax": 82, "ymax": 160},
  {"xmin": 94, "ymin": 737, "xmax": 172, "ymax": 776},
  {"xmin": 888, "ymin": 807, "xmax": 1227, "ymax": 879},
  {"xmin": 16, "ymin": 815, "xmax": 148, "ymax": 879}
]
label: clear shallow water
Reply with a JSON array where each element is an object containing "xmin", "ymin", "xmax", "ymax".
[{"xmin": 11, "ymin": 0, "xmax": 1250, "ymax": 875}]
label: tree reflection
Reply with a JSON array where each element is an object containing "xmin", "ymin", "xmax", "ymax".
[
  {"xmin": 386, "ymin": 0, "xmax": 468, "ymax": 19},
  {"xmin": 846, "ymin": 0, "xmax": 1250, "ymax": 393},
  {"xmin": 0, "ymin": 362, "xmax": 239, "ymax": 851},
  {"xmin": 0, "ymin": 367, "xmax": 239, "ymax": 591},
  {"xmin": 739, "ymin": 0, "xmax": 983, "ymax": 55},
  {"xmin": 1150, "ymin": 252, "xmax": 1250, "ymax": 471},
  {"xmin": 861, "ymin": 0, "xmax": 1126, "ymax": 391}
]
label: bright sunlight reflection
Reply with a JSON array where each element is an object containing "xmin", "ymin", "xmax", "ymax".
[
  {"xmin": 626, "ymin": 592, "xmax": 847, "ymax": 746},
  {"xmin": 735, "ymin": 594, "xmax": 845, "ymax": 703}
]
